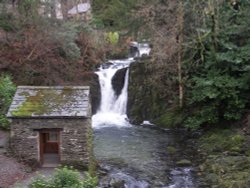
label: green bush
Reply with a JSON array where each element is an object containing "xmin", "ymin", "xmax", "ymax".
[
  {"xmin": 0, "ymin": 74, "xmax": 16, "ymax": 129},
  {"xmin": 29, "ymin": 166, "xmax": 98, "ymax": 188},
  {"xmin": 0, "ymin": 13, "xmax": 17, "ymax": 32},
  {"xmin": 155, "ymin": 108, "xmax": 185, "ymax": 128},
  {"xmin": 29, "ymin": 175, "xmax": 53, "ymax": 188},
  {"xmin": 185, "ymin": 1, "xmax": 250, "ymax": 129},
  {"xmin": 106, "ymin": 32, "xmax": 119, "ymax": 45},
  {"xmin": 54, "ymin": 22, "xmax": 81, "ymax": 60}
]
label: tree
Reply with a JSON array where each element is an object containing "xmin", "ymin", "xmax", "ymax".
[
  {"xmin": 185, "ymin": 0, "xmax": 250, "ymax": 129},
  {"xmin": 60, "ymin": 0, "xmax": 68, "ymax": 19},
  {"xmin": 177, "ymin": 1, "xmax": 184, "ymax": 107},
  {"xmin": 92, "ymin": 0, "xmax": 140, "ymax": 30},
  {"xmin": 0, "ymin": 75, "xmax": 16, "ymax": 129}
]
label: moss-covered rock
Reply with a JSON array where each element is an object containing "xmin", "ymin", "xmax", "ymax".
[
  {"xmin": 167, "ymin": 146, "xmax": 177, "ymax": 155},
  {"xmin": 112, "ymin": 68, "xmax": 127, "ymax": 97},
  {"xmin": 176, "ymin": 159, "xmax": 192, "ymax": 167},
  {"xmin": 127, "ymin": 60, "xmax": 177, "ymax": 125},
  {"xmin": 78, "ymin": 72, "xmax": 101, "ymax": 115},
  {"xmin": 197, "ymin": 128, "xmax": 250, "ymax": 187},
  {"xmin": 199, "ymin": 129, "xmax": 245, "ymax": 154}
]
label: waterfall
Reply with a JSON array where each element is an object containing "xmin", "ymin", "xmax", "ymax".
[
  {"xmin": 92, "ymin": 42, "xmax": 151, "ymax": 129},
  {"xmin": 92, "ymin": 59, "xmax": 134, "ymax": 128}
]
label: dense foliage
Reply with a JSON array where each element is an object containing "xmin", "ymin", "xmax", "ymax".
[
  {"xmin": 0, "ymin": 75, "xmax": 16, "ymax": 129},
  {"xmin": 0, "ymin": 11, "xmax": 104, "ymax": 85},
  {"xmin": 185, "ymin": 0, "xmax": 250, "ymax": 129},
  {"xmin": 92, "ymin": 0, "xmax": 141, "ymax": 31},
  {"xmin": 30, "ymin": 166, "xmax": 98, "ymax": 188}
]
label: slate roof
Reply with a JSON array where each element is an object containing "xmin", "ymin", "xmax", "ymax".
[{"xmin": 7, "ymin": 86, "xmax": 90, "ymax": 118}]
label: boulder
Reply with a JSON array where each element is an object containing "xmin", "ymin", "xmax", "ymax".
[{"xmin": 176, "ymin": 159, "xmax": 192, "ymax": 167}]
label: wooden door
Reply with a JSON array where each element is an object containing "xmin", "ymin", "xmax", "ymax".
[
  {"xmin": 44, "ymin": 132, "xmax": 59, "ymax": 153},
  {"xmin": 39, "ymin": 131, "xmax": 60, "ymax": 164}
]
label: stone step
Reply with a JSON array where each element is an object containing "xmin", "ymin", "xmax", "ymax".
[{"xmin": 42, "ymin": 163, "xmax": 59, "ymax": 168}]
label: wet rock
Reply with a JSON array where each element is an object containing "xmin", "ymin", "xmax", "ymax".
[
  {"xmin": 101, "ymin": 62, "xmax": 113, "ymax": 69},
  {"xmin": 127, "ymin": 60, "xmax": 176, "ymax": 124},
  {"xmin": 167, "ymin": 146, "xmax": 177, "ymax": 154},
  {"xmin": 110, "ymin": 179, "xmax": 126, "ymax": 188},
  {"xmin": 176, "ymin": 159, "xmax": 192, "ymax": 167},
  {"xmin": 129, "ymin": 45, "xmax": 139, "ymax": 58},
  {"xmin": 170, "ymin": 169, "xmax": 184, "ymax": 176},
  {"xmin": 112, "ymin": 68, "xmax": 127, "ymax": 97},
  {"xmin": 81, "ymin": 72, "xmax": 100, "ymax": 115},
  {"xmin": 126, "ymin": 47, "xmax": 183, "ymax": 125},
  {"xmin": 99, "ymin": 172, "xmax": 149, "ymax": 188}
]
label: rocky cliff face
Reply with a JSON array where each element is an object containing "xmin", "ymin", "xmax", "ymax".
[
  {"xmin": 82, "ymin": 72, "xmax": 100, "ymax": 115},
  {"xmin": 112, "ymin": 68, "xmax": 127, "ymax": 97},
  {"xmin": 127, "ymin": 59, "xmax": 178, "ymax": 124}
]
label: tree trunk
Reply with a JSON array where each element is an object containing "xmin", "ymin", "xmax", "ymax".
[
  {"xmin": 51, "ymin": 0, "xmax": 57, "ymax": 19},
  {"xmin": 60, "ymin": 0, "xmax": 68, "ymax": 19},
  {"xmin": 177, "ymin": 1, "xmax": 184, "ymax": 108}
]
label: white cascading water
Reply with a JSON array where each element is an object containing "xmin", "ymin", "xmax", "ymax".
[{"xmin": 92, "ymin": 43, "xmax": 150, "ymax": 129}]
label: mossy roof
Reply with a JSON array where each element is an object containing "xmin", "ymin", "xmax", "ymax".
[{"xmin": 7, "ymin": 86, "xmax": 90, "ymax": 118}]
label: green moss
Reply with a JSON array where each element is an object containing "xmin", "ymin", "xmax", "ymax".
[
  {"xmin": 166, "ymin": 146, "xmax": 177, "ymax": 154},
  {"xmin": 154, "ymin": 108, "xmax": 185, "ymax": 128},
  {"xmin": 231, "ymin": 134, "xmax": 245, "ymax": 145},
  {"xmin": 201, "ymin": 155, "xmax": 250, "ymax": 187},
  {"xmin": 12, "ymin": 88, "xmax": 76, "ymax": 117},
  {"xmin": 176, "ymin": 159, "xmax": 192, "ymax": 167},
  {"xmin": 198, "ymin": 128, "xmax": 250, "ymax": 187},
  {"xmin": 199, "ymin": 129, "xmax": 245, "ymax": 153}
]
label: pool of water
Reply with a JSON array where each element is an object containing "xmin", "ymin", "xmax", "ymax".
[{"xmin": 94, "ymin": 125, "xmax": 199, "ymax": 188}]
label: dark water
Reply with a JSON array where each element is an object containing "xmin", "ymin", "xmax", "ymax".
[{"xmin": 94, "ymin": 125, "xmax": 199, "ymax": 188}]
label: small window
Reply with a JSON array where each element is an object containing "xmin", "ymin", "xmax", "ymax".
[{"xmin": 48, "ymin": 132, "xmax": 58, "ymax": 142}]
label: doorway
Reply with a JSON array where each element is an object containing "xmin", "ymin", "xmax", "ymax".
[{"xmin": 39, "ymin": 130, "xmax": 60, "ymax": 167}]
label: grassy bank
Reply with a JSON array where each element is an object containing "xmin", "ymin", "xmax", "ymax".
[{"xmin": 197, "ymin": 126, "xmax": 250, "ymax": 187}]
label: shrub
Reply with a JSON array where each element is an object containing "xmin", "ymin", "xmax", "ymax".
[
  {"xmin": 185, "ymin": 1, "xmax": 250, "ymax": 129},
  {"xmin": 0, "ymin": 74, "xmax": 16, "ymax": 129},
  {"xmin": 53, "ymin": 166, "xmax": 84, "ymax": 188},
  {"xmin": 29, "ymin": 166, "xmax": 98, "ymax": 188}
]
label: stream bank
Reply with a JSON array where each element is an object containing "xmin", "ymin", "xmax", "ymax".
[
  {"xmin": 127, "ymin": 59, "xmax": 178, "ymax": 125},
  {"xmin": 196, "ymin": 116, "xmax": 250, "ymax": 187}
]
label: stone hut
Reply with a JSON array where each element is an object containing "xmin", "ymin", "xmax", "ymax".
[
  {"xmin": 67, "ymin": 2, "xmax": 92, "ymax": 21},
  {"xmin": 7, "ymin": 86, "xmax": 92, "ymax": 168}
]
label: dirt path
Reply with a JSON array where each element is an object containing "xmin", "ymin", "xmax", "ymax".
[
  {"xmin": 0, "ymin": 130, "xmax": 29, "ymax": 188},
  {"xmin": 14, "ymin": 168, "xmax": 55, "ymax": 188},
  {"xmin": 0, "ymin": 155, "xmax": 29, "ymax": 188}
]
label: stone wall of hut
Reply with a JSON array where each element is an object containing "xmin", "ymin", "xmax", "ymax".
[{"xmin": 10, "ymin": 118, "xmax": 92, "ymax": 169}]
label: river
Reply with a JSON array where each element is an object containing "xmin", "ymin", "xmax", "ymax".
[{"xmin": 92, "ymin": 43, "xmax": 199, "ymax": 187}]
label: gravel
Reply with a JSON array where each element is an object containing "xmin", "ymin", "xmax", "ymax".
[
  {"xmin": 0, "ymin": 130, "xmax": 28, "ymax": 188},
  {"xmin": 0, "ymin": 155, "xmax": 29, "ymax": 188}
]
